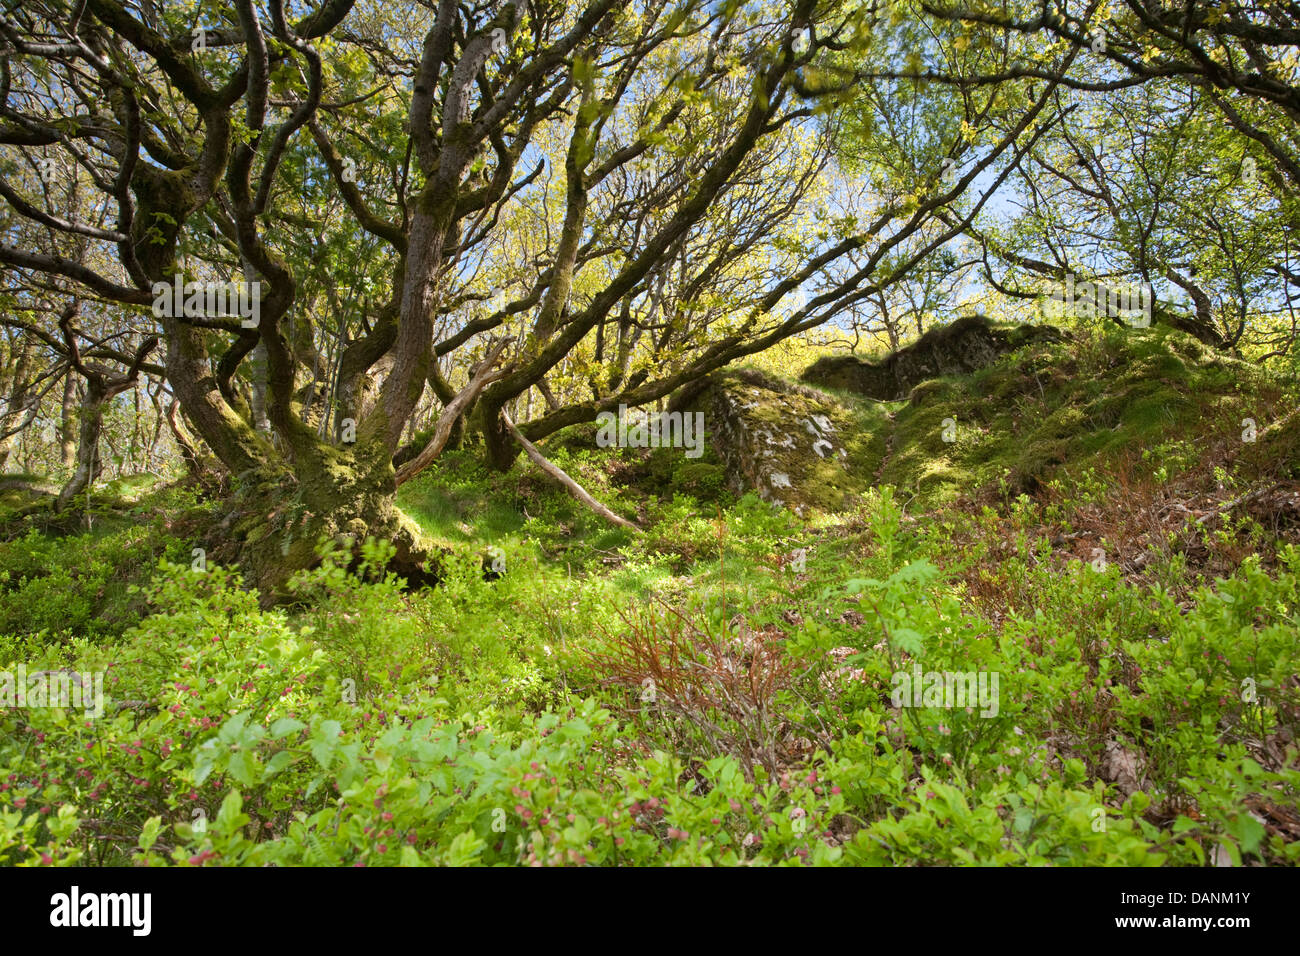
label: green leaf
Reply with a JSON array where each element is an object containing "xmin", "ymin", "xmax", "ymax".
[
  {"xmin": 216, "ymin": 790, "xmax": 249, "ymax": 832},
  {"xmin": 219, "ymin": 711, "xmax": 250, "ymax": 744},
  {"xmin": 311, "ymin": 719, "xmax": 343, "ymax": 769},
  {"xmin": 264, "ymin": 750, "xmax": 296, "ymax": 777},
  {"xmin": 1225, "ymin": 813, "xmax": 1266, "ymax": 855},
  {"xmin": 891, "ymin": 627, "xmax": 925, "ymax": 657},
  {"xmin": 193, "ymin": 740, "xmax": 220, "ymax": 785},
  {"xmin": 889, "ymin": 559, "xmax": 940, "ymax": 586},
  {"xmin": 270, "ymin": 717, "xmax": 306, "ymax": 740},
  {"xmin": 138, "ymin": 815, "xmax": 163, "ymax": 851},
  {"xmin": 445, "ymin": 830, "xmax": 486, "ymax": 865},
  {"xmin": 559, "ymin": 717, "xmax": 591, "ymax": 741},
  {"xmin": 228, "ymin": 750, "xmax": 258, "ymax": 787}
]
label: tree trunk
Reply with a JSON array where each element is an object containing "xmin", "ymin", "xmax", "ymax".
[
  {"xmin": 56, "ymin": 379, "xmax": 110, "ymax": 512},
  {"xmin": 165, "ymin": 399, "xmax": 214, "ymax": 483},
  {"xmin": 477, "ymin": 394, "xmax": 517, "ymax": 471},
  {"xmin": 60, "ymin": 372, "xmax": 77, "ymax": 470},
  {"xmin": 215, "ymin": 444, "xmax": 443, "ymax": 605},
  {"xmin": 0, "ymin": 336, "xmax": 35, "ymax": 472},
  {"xmin": 249, "ymin": 339, "xmax": 271, "ymax": 435}
]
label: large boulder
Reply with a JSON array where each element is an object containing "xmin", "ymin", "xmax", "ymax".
[
  {"xmin": 801, "ymin": 315, "xmax": 1061, "ymax": 400},
  {"xmin": 669, "ymin": 368, "xmax": 869, "ymax": 515}
]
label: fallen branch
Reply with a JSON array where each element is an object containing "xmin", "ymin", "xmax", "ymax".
[
  {"xmin": 0, "ymin": 475, "xmax": 58, "ymax": 495},
  {"xmin": 500, "ymin": 409, "xmax": 642, "ymax": 533},
  {"xmin": 1196, "ymin": 482, "xmax": 1284, "ymax": 525},
  {"xmin": 395, "ymin": 339, "xmax": 511, "ymax": 487}
]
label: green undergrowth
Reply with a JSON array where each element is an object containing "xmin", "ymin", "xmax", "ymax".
[
  {"xmin": 1, "ymin": 327, "xmax": 1297, "ymax": 866},
  {"xmin": 0, "ymin": 482, "xmax": 203, "ymax": 642},
  {"xmin": 2, "ymin": 484, "xmax": 1296, "ymax": 866}
]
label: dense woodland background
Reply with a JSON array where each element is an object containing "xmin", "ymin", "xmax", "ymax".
[{"xmin": 0, "ymin": 0, "xmax": 1298, "ymax": 867}]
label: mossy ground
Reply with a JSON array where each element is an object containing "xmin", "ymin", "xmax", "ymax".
[
  {"xmin": 6, "ymin": 323, "xmax": 1290, "ymax": 630},
  {"xmin": 845, "ymin": 323, "xmax": 1290, "ymax": 509},
  {"xmin": 389, "ymin": 321, "xmax": 1296, "ymax": 596},
  {"xmin": 617, "ymin": 323, "xmax": 1288, "ymax": 519}
]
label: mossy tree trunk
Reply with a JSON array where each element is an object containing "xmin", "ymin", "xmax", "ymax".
[
  {"xmin": 56, "ymin": 377, "xmax": 110, "ymax": 512},
  {"xmin": 220, "ymin": 439, "xmax": 440, "ymax": 602},
  {"xmin": 54, "ymin": 306, "xmax": 158, "ymax": 513}
]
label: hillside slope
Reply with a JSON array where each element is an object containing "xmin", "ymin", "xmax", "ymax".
[{"xmin": 666, "ymin": 320, "xmax": 1295, "ymax": 517}]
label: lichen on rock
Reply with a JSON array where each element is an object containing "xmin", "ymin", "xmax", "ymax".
[{"xmin": 670, "ymin": 367, "xmax": 872, "ymax": 515}]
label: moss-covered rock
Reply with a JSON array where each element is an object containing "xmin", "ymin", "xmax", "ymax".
[
  {"xmin": 801, "ymin": 315, "xmax": 1063, "ymax": 399},
  {"xmin": 670, "ymin": 367, "xmax": 887, "ymax": 515}
]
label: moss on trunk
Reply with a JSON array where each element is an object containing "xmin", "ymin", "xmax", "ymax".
[{"xmin": 214, "ymin": 441, "xmax": 443, "ymax": 604}]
